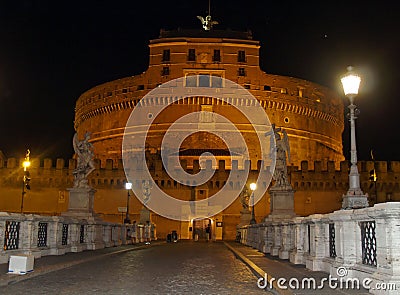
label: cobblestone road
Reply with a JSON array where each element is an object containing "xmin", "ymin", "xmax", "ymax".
[{"xmin": 0, "ymin": 242, "xmax": 269, "ymax": 295}]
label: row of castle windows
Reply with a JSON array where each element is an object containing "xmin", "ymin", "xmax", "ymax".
[
  {"xmin": 160, "ymin": 66, "xmax": 246, "ymax": 77},
  {"xmin": 77, "ymin": 95, "xmax": 337, "ymax": 127},
  {"xmin": 80, "ymin": 83, "xmax": 317, "ymax": 109},
  {"xmin": 161, "ymin": 49, "xmax": 242, "ymax": 63}
]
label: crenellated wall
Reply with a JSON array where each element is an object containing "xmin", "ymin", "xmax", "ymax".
[{"xmin": 1, "ymin": 156, "xmax": 399, "ymax": 239}]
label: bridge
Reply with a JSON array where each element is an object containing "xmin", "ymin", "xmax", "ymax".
[{"xmin": 0, "ymin": 210, "xmax": 386, "ymax": 294}]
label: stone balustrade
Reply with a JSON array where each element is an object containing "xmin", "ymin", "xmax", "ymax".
[
  {"xmin": 0, "ymin": 212, "xmax": 155, "ymax": 264},
  {"xmin": 238, "ymin": 202, "xmax": 400, "ymax": 294}
]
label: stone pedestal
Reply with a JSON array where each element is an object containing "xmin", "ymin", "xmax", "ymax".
[
  {"xmin": 139, "ymin": 206, "xmax": 151, "ymax": 224},
  {"xmin": 62, "ymin": 187, "xmax": 96, "ymax": 219},
  {"xmin": 267, "ymin": 185, "xmax": 296, "ymax": 220},
  {"xmin": 238, "ymin": 209, "xmax": 252, "ymax": 227},
  {"xmin": 342, "ymin": 193, "xmax": 369, "ymax": 209}
]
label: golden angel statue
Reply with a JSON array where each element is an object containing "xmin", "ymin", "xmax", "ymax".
[{"xmin": 197, "ymin": 15, "xmax": 218, "ymax": 31}]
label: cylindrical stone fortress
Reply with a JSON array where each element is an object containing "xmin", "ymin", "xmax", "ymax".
[{"xmin": 74, "ymin": 29, "xmax": 344, "ymax": 167}]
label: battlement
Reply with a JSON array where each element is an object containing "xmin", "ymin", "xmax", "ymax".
[
  {"xmin": 0, "ymin": 157, "xmax": 399, "ymax": 173},
  {"xmin": 1, "ymin": 156, "xmax": 399, "ymax": 214}
]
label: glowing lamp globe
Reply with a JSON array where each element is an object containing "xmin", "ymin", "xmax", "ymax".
[
  {"xmin": 341, "ymin": 66, "xmax": 361, "ymax": 97},
  {"xmin": 22, "ymin": 160, "xmax": 31, "ymax": 169}
]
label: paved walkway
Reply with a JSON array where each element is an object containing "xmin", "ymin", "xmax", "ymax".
[
  {"xmin": 1, "ymin": 241, "xmax": 266, "ymax": 294},
  {"xmin": 225, "ymin": 242, "xmax": 371, "ymax": 295},
  {"xmin": 0, "ymin": 242, "xmax": 164, "ymax": 287},
  {"xmin": 1, "ymin": 241, "xmax": 373, "ymax": 294}
]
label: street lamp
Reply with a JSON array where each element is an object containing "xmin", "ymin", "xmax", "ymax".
[
  {"xmin": 249, "ymin": 182, "xmax": 257, "ymax": 224},
  {"xmin": 124, "ymin": 182, "xmax": 132, "ymax": 224},
  {"xmin": 341, "ymin": 66, "xmax": 369, "ymax": 209},
  {"xmin": 21, "ymin": 149, "xmax": 31, "ymax": 213}
]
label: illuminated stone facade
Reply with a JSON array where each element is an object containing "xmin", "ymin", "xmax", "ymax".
[
  {"xmin": 0, "ymin": 157, "xmax": 399, "ymax": 240},
  {"xmin": 74, "ymin": 30, "xmax": 344, "ymax": 167},
  {"xmin": 1, "ymin": 30, "xmax": 361, "ymax": 240}
]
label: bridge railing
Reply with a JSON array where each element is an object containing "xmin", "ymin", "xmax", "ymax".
[
  {"xmin": 0, "ymin": 212, "xmax": 155, "ymax": 264},
  {"xmin": 238, "ymin": 202, "xmax": 400, "ymax": 294}
]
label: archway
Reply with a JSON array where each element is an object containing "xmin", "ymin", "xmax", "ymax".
[{"xmin": 193, "ymin": 218, "xmax": 212, "ymax": 241}]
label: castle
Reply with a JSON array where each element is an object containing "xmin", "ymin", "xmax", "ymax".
[
  {"xmin": 1, "ymin": 27, "xmax": 397, "ymax": 240},
  {"xmin": 74, "ymin": 29, "xmax": 344, "ymax": 167}
]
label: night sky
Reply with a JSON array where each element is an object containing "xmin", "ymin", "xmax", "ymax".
[{"xmin": 0, "ymin": 1, "xmax": 399, "ymax": 163}]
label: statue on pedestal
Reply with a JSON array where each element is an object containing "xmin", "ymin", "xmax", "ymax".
[
  {"xmin": 72, "ymin": 132, "xmax": 95, "ymax": 188},
  {"xmin": 238, "ymin": 185, "xmax": 252, "ymax": 226},
  {"xmin": 240, "ymin": 185, "xmax": 250, "ymax": 211},
  {"xmin": 269, "ymin": 124, "xmax": 291, "ymax": 189},
  {"xmin": 64, "ymin": 132, "xmax": 97, "ymax": 219},
  {"xmin": 265, "ymin": 124, "xmax": 296, "ymax": 220}
]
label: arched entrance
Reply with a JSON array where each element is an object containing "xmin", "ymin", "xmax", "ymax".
[{"xmin": 192, "ymin": 218, "xmax": 212, "ymax": 241}]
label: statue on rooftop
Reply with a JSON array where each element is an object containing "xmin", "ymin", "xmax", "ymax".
[
  {"xmin": 197, "ymin": 1, "xmax": 218, "ymax": 31},
  {"xmin": 72, "ymin": 132, "xmax": 95, "ymax": 188},
  {"xmin": 197, "ymin": 15, "xmax": 219, "ymax": 31}
]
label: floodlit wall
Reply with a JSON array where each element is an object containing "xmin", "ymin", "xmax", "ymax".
[{"xmin": 1, "ymin": 156, "xmax": 399, "ymax": 240}]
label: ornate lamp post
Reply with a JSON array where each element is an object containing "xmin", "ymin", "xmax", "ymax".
[
  {"xmin": 341, "ymin": 66, "xmax": 369, "ymax": 209},
  {"xmin": 249, "ymin": 182, "xmax": 257, "ymax": 224},
  {"xmin": 124, "ymin": 182, "xmax": 132, "ymax": 224},
  {"xmin": 21, "ymin": 149, "xmax": 31, "ymax": 213}
]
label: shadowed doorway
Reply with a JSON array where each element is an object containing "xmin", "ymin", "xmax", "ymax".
[{"xmin": 193, "ymin": 218, "xmax": 211, "ymax": 241}]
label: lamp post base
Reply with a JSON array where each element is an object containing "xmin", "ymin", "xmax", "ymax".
[{"xmin": 342, "ymin": 193, "xmax": 369, "ymax": 209}]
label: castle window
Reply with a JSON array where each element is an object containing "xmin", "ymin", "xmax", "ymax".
[
  {"xmin": 122, "ymin": 88, "xmax": 128, "ymax": 93},
  {"xmin": 244, "ymin": 84, "xmax": 251, "ymax": 89},
  {"xmin": 238, "ymin": 50, "xmax": 246, "ymax": 62},
  {"xmin": 188, "ymin": 49, "xmax": 196, "ymax": 61},
  {"xmin": 137, "ymin": 85, "xmax": 144, "ymax": 90},
  {"xmin": 211, "ymin": 75, "xmax": 222, "ymax": 88},
  {"xmin": 264, "ymin": 85, "xmax": 271, "ymax": 91},
  {"xmin": 161, "ymin": 66, "xmax": 170, "ymax": 76},
  {"xmin": 162, "ymin": 49, "xmax": 170, "ymax": 62},
  {"xmin": 238, "ymin": 67, "xmax": 246, "ymax": 76},
  {"xmin": 281, "ymin": 88, "xmax": 287, "ymax": 94},
  {"xmin": 185, "ymin": 74, "xmax": 197, "ymax": 87},
  {"xmin": 185, "ymin": 74, "xmax": 223, "ymax": 88},
  {"xmin": 298, "ymin": 88, "xmax": 303, "ymax": 97},
  {"xmin": 213, "ymin": 49, "xmax": 221, "ymax": 62},
  {"xmin": 199, "ymin": 75, "xmax": 210, "ymax": 87}
]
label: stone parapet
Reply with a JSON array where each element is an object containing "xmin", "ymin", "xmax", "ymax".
[
  {"xmin": 238, "ymin": 202, "xmax": 400, "ymax": 294},
  {"xmin": 0, "ymin": 212, "xmax": 156, "ymax": 264}
]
